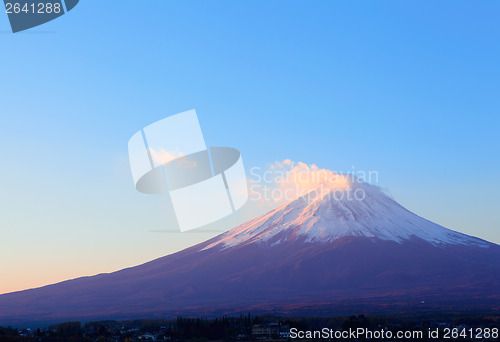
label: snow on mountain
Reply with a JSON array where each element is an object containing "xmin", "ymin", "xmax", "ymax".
[
  {"xmin": 203, "ymin": 176, "xmax": 488, "ymax": 250},
  {"xmin": 0, "ymin": 172, "xmax": 498, "ymax": 325}
]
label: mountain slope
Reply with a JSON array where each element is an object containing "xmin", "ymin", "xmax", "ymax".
[
  {"xmin": 0, "ymin": 178, "xmax": 499, "ymax": 326},
  {"xmin": 203, "ymin": 180, "xmax": 488, "ymax": 249}
]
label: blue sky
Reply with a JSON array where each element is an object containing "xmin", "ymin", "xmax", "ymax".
[{"xmin": 0, "ymin": 1, "xmax": 499, "ymax": 293}]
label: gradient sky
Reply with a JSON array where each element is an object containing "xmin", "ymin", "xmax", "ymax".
[{"xmin": 1, "ymin": 1, "xmax": 499, "ymax": 294}]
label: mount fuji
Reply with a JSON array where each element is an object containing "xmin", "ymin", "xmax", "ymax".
[{"xmin": 1, "ymin": 176, "xmax": 499, "ymax": 326}]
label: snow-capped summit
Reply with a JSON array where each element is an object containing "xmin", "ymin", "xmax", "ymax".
[
  {"xmin": 204, "ymin": 176, "xmax": 488, "ymax": 250},
  {"xmin": 0, "ymin": 172, "xmax": 498, "ymax": 325}
]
